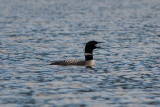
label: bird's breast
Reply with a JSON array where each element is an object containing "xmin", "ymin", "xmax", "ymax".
[{"xmin": 85, "ymin": 60, "xmax": 95, "ymax": 67}]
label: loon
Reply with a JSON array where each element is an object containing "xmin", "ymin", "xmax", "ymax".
[{"xmin": 50, "ymin": 41, "xmax": 102, "ymax": 67}]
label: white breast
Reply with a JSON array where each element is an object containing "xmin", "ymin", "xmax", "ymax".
[{"xmin": 85, "ymin": 60, "xmax": 95, "ymax": 67}]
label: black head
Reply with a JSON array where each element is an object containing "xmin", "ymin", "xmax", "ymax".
[{"xmin": 85, "ymin": 41, "xmax": 102, "ymax": 53}]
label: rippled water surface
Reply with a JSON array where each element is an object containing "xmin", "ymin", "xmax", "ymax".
[{"xmin": 0, "ymin": 0, "xmax": 160, "ymax": 107}]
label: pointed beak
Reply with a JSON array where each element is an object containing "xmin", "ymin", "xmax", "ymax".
[
  {"xmin": 96, "ymin": 42, "xmax": 103, "ymax": 49},
  {"xmin": 97, "ymin": 42, "xmax": 103, "ymax": 44}
]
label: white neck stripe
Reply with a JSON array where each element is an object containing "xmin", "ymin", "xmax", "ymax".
[{"xmin": 85, "ymin": 53, "xmax": 92, "ymax": 55}]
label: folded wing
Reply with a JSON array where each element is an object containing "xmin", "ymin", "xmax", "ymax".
[{"xmin": 50, "ymin": 59, "xmax": 86, "ymax": 66}]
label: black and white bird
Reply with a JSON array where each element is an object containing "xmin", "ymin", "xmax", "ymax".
[{"xmin": 50, "ymin": 41, "xmax": 102, "ymax": 68}]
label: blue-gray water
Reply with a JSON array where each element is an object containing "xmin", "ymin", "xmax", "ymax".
[{"xmin": 0, "ymin": 0, "xmax": 160, "ymax": 107}]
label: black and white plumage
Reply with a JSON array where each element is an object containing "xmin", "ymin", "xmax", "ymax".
[
  {"xmin": 50, "ymin": 41, "xmax": 102, "ymax": 67},
  {"xmin": 50, "ymin": 59, "xmax": 86, "ymax": 66}
]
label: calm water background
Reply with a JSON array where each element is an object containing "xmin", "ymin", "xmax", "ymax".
[{"xmin": 0, "ymin": 0, "xmax": 160, "ymax": 107}]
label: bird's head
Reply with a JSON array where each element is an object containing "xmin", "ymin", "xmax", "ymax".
[{"xmin": 85, "ymin": 41, "xmax": 103, "ymax": 53}]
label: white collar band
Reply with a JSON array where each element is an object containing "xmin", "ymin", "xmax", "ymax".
[{"xmin": 85, "ymin": 53, "xmax": 92, "ymax": 55}]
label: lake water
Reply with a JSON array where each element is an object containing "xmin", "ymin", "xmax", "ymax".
[{"xmin": 0, "ymin": 0, "xmax": 160, "ymax": 107}]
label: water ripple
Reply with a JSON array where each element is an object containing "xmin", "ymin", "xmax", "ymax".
[{"xmin": 0, "ymin": 0, "xmax": 160, "ymax": 107}]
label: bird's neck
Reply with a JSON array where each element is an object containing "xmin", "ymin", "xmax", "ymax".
[{"xmin": 85, "ymin": 50, "xmax": 93, "ymax": 60}]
